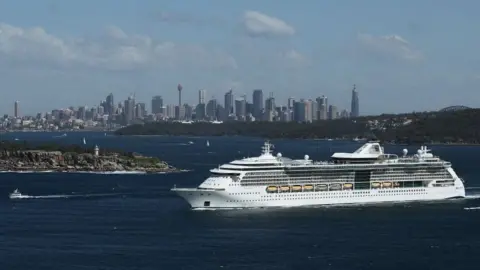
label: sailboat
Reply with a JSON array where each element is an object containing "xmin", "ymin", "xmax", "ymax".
[
  {"xmin": 83, "ymin": 137, "xmax": 86, "ymax": 145},
  {"xmin": 206, "ymin": 140, "xmax": 210, "ymax": 147}
]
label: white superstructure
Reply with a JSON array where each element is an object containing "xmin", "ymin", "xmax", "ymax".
[
  {"xmin": 9, "ymin": 189, "xmax": 25, "ymax": 199},
  {"xmin": 171, "ymin": 141, "xmax": 465, "ymax": 209}
]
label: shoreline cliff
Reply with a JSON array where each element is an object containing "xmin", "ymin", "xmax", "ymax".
[{"xmin": 0, "ymin": 142, "xmax": 179, "ymax": 173}]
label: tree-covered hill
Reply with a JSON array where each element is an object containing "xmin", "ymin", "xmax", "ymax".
[{"xmin": 115, "ymin": 109, "xmax": 480, "ymax": 144}]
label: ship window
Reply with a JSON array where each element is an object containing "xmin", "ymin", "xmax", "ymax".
[{"xmin": 204, "ymin": 201, "xmax": 210, "ymax": 207}]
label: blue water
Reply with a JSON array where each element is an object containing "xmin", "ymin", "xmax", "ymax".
[{"xmin": 1, "ymin": 132, "xmax": 480, "ymax": 270}]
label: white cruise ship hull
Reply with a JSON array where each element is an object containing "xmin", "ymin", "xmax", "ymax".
[{"xmin": 173, "ymin": 185, "xmax": 466, "ymax": 209}]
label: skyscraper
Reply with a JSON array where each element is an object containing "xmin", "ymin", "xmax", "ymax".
[
  {"xmin": 198, "ymin": 89, "xmax": 206, "ymax": 105},
  {"xmin": 14, "ymin": 101, "xmax": 19, "ymax": 118},
  {"xmin": 316, "ymin": 95, "xmax": 328, "ymax": 120},
  {"xmin": 124, "ymin": 96, "xmax": 135, "ymax": 124},
  {"xmin": 105, "ymin": 93, "xmax": 114, "ymax": 115},
  {"xmin": 136, "ymin": 103, "xmax": 146, "ymax": 119},
  {"xmin": 224, "ymin": 89, "xmax": 234, "ymax": 116},
  {"xmin": 350, "ymin": 84, "xmax": 359, "ymax": 118},
  {"xmin": 293, "ymin": 100, "xmax": 306, "ymax": 122},
  {"xmin": 329, "ymin": 105, "xmax": 338, "ymax": 120},
  {"xmin": 206, "ymin": 98, "xmax": 217, "ymax": 120},
  {"xmin": 252, "ymin": 89, "xmax": 263, "ymax": 119},
  {"xmin": 235, "ymin": 98, "xmax": 246, "ymax": 120},
  {"xmin": 151, "ymin": 96, "xmax": 163, "ymax": 114}
]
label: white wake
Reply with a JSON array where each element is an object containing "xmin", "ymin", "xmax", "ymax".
[{"xmin": 10, "ymin": 193, "xmax": 122, "ymax": 200}]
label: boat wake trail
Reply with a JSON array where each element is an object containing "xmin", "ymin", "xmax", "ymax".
[
  {"xmin": 464, "ymin": 206, "xmax": 480, "ymax": 211},
  {"xmin": 10, "ymin": 193, "xmax": 123, "ymax": 200},
  {"xmin": 465, "ymin": 194, "xmax": 480, "ymax": 200}
]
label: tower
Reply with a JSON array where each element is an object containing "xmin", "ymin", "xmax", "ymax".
[
  {"xmin": 350, "ymin": 84, "xmax": 359, "ymax": 118},
  {"xmin": 177, "ymin": 84, "xmax": 183, "ymax": 107},
  {"xmin": 198, "ymin": 89, "xmax": 206, "ymax": 104},
  {"xmin": 14, "ymin": 101, "xmax": 19, "ymax": 118},
  {"xmin": 177, "ymin": 83, "xmax": 183, "ymax": 120}
]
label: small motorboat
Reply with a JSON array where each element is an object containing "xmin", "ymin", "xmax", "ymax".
[{"xmin": 9, "ymin": 189, "xmax": 25, "ymax": 199}]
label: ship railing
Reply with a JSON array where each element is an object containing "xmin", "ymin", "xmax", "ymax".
[
  {"xmin": 397, "ymin": 156, "xmax": 443, "ymax": 163},
  {"xmin": 284, "ymin": 160, "xmax": 449, "ymax": 169}
]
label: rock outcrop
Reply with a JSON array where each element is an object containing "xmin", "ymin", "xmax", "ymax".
[{"xmin": 0, "ymin": 149, "xmax": 177, "ymax": 173}]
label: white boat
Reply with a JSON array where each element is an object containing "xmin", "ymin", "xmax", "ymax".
[
  {"xmin": 171, "ymin": 141, "xmax": 466, "ymax": 209},
  {"xmin": 206, "ymin": 140, "xmax": 210, "ymax": 147},
  {"xmin": 9, "ymin": 189, "xmax": 27, "ymax": 199},
  {"xmin": 83, "ymin": 137, "xmax": 86, "ymax": 145}
]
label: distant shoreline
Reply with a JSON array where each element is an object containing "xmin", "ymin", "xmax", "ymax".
[{"xmin": 127, "ymin": 135, "xmax": 480, "ymax": 146}]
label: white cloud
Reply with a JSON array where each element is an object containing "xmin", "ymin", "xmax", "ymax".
[
  {"xmin": 283, "ymin": 49, "xmax": 308, "ymax": 65},
  {"xmin": 0, "ymin": 22, "xmax": 237, "ymax": 71},
  {"xmin": 243, "ymin": 11, "xmax": 295, "ymax": 38},
  {"xmin": 357, "ymin": 33, "xmax": 423, "ymax": 61}
]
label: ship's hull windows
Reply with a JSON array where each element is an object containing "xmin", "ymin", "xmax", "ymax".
[{"xmin": 354, "ymin": 170, "xmax": 371, "ymax": 190}]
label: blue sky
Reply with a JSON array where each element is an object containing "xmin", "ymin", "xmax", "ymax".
[{"xmin": 0, "ymin": 0, "xmax": 479, "ymax": 115}]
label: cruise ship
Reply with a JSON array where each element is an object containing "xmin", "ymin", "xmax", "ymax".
[{"xmin": 171, "ymin": 141, "xmax": 465, "ymax": 209}]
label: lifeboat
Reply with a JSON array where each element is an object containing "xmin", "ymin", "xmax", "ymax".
[
  {"xmin": 304, "ymin": 185, "xmax": 314, "ymax": 192},
  {"xmin": 329, "ymin": 183, "xmax": 342, "ymax": 190},
  {"xmin": 291, "ymin": 185, "xmax": 302, "ymax": 192},
  {"xmin": 315, "ymin": 184, "xmax": 328, "ymax": 191},
  {"xmin": 371, "ymin": 182, "xmax": 381, "ymax": 188},
  {"xmin": 382, "ymin": 182, "xmax": 392, "ymax": 188},
  {"xmin": 266, "ymin": 186, "xmax": 278, "ymax": 193},
  {"xmin": 343, "ymin": 183, "xmax": 353, "ymax": 189},
  {"xmin": 280, "ymin": 186, "xmax": 290, "ymax": 192}
]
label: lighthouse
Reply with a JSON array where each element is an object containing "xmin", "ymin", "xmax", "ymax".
[{"xmin": 94, "ymin": 145, "xmax": 99, "ymax": 156}]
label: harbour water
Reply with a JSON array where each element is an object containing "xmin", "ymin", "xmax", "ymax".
[{"xmin": 1, "ymin": 132, "xmax": 480, "ymax": 269}]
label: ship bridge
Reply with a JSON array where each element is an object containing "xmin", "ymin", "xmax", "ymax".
[{"xmin": 331, "ymin": 141, "xmax": 384, "ymax": 163}]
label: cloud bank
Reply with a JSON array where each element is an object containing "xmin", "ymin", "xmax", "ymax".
[
  {"xmin": 357, "ymin": 33, "xmax": 423, "ymax": 61},
  {"xmin": 243, "ymin": 11, "xmax": 295, "ymax": 38},
  {"xmin": 0, "ymin": 23, "xmax": 238, "ymax": 71}
]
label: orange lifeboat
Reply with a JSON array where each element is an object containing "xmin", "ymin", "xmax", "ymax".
[
  {"xmin": 304, "ymin": 185, "xmax": 314, "ymax": 192},
  {"xmin": 266, "ymin": 186, "xmax": 278, "ymax": 193},
  {"xmin": 371, "ymin": 182, "xmax": 381, "ymax": 188},
  {"xmin": 343, "ymin": 183, "xmax": 353, "ymax": 189},
  {"xmin": 382, "ymin": 182, "xmax": 392, "ymax": 188},
  {"xmin": 291, "ymin": 185, "xmax": 302, "ymax": 192}
]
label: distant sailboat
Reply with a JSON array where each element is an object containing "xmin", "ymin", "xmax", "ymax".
[
  {"xmin": 206, "ymin": 140, "xmax": 210, "ymax": 147},
  {"xmin": 83, "ymin": 137, "xmax": 86, "ymax": 145}
]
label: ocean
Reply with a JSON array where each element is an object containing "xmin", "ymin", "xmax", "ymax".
[{"xmin": 1, "ymin": 132, "xmax": 480, "ymax": 270}]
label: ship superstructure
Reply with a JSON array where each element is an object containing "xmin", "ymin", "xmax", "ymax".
[{"xmin": 172, "ymin": 141, "xmax": 465, "ymax": 209}]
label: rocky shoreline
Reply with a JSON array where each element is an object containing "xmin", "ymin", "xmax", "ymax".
[{"xmin": 0, "ymin": 149, "xmax": 179, "ymax": 174}]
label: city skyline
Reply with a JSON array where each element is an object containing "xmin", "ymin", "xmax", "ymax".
[
  {"xmin": 6, "ymin": 85, "xmax": 357, "ymax": 119},
  {"xmin": 1, "ymin": 86, "xmax": 358, "ymax": 132},
  {"xmin": 1, "ymin": 1, "xmax": 480, "ymax": 115}
]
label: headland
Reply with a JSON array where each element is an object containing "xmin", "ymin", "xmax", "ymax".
[
  {"xmin": 0, "ymin": 141, "xmax": 179, "ymax": 173},
  {"xmin": 114, "ymin": 109, "xmax": 480, "ymax": 145}
]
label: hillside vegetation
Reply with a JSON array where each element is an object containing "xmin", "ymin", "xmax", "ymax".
[{"xmin": 115, "ymin": 109, "xmax": 480, "ymax": 144}]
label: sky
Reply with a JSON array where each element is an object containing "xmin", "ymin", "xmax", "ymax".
[{"xmin": 0, "ymin": 0, "xmax": 479, "ymax": 115}]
